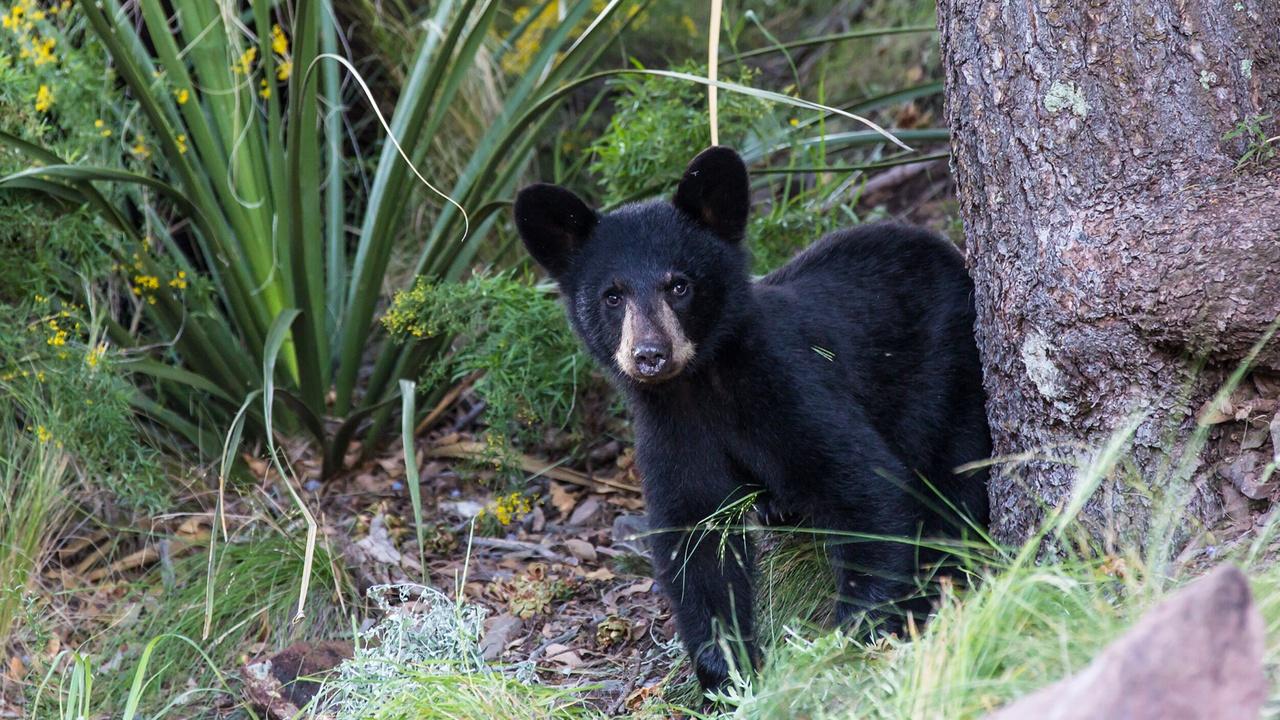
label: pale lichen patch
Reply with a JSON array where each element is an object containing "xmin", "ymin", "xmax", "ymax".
[
  {"xmin": 1044, "ymin": 81, "xmax": 1089, "ymax": 118},
  {"xmin": 1021, "ymin": 331, "xmax": 1067, "ymax": 400},
  {"xmin": 1199, "ymin": 70, "xmax": 1219, "ymax": 90},
  {"xmin": 1240, "ymin": 59, "xmax": 1253, "ymax": 79}
]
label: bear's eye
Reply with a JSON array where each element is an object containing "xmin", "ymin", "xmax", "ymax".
[
  {"xmin": 604, "ymin": 290, "xmax": 623, "ymax": 308},
  {"xmin": 670, "ymin": 280, "xmax": 689, "ymax": 297}
]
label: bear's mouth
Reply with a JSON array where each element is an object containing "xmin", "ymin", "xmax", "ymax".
[{"xmin": 623, "ymin": 361, "xmax": 685, "ymax": 384}]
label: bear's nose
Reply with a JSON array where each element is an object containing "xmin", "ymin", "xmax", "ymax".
[{"xmin": 633, "ymin": 342, "xmax": 669, "ymax": 376}]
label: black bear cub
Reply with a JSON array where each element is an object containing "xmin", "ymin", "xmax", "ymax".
[{"xmin": 514, "ymin": 147, "xmax": 990, "ymax": 692}]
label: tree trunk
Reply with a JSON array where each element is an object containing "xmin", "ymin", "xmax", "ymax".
[{"xmin": 937, "ymin": 0, "xmax": 1280, "ymax": 545}]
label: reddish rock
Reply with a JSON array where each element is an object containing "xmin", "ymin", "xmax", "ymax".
[{"xmin": 988, "ymin": 565, "xmax": 1266, "ymax": 720}]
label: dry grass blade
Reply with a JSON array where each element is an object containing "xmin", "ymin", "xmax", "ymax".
[
  {"xmin": 708, "ymin": 0, "xmax": 723, "ymax": 146},
  {"xmin": 426, "ymin": 440, "xmax": 641, "ymax": 494}
]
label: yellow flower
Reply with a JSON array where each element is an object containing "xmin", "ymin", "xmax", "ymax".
[
  {"xmin": 32, "ymin": 35, "xmax": 54, "ymax": 65},
  {"xmin": 86, "ymin": 343, "xmax": 107, "ymax": 368},
  {"xmin": 233, "ymin": 46, "xmax": 257, "ymax": 75},
  {"xmin": 2, "ymin": 2, "xmax": 23, "ymax": 29},
  {"xmin": 34, "ymin": 425, "xmax": 52, "ymax": 443},
  {"xmin": 168, "ymin": 270, "xmax": 188, "ymax": 289},
  {"xmin": 789, "ymin": 117, "xmax": 800, "ymax": 127},
  {"xmin": 94, "ymin": 118, "xmax": 112, "ymax": 137},
  {"xmin": 258, "ymin": 78, "xmax": 271, "ymax": 99},
  {"xmin": 270, "ymin": 24, "xmax": 288, "ymax": 55},
  {"xmin": 132, "ymin": 135, "xmax": 150, "ymax": 159},
  {"xmin": 176, "ymin": 134, "xmax": 188, "ymax": 154},
  {"xmin": 275, "ymin": 59, "xmax": 291, "ymax": 81},
  {"xmin": 175, "ymin": 87, "xmax": 189, "ymax": 105},
  {"xmin": 489, "ymin": 492, "xmax": 532, "ymax": 527},
  {"xmin": 34, "ymin": 83, "xmax": 52, "ymax": 112}
]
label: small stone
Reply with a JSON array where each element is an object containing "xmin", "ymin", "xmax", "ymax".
[{"xmin": 563, "ymin": 538, "xmax": 597, "ymax": 562}]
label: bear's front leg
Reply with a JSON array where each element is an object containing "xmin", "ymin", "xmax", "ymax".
[{"xmin": 646, "ymin": 494, "xmax": 758, "ymax": 693}]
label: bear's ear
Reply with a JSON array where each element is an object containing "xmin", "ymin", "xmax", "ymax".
[
  {"xmin": 514, "ymin": 183, "xmax": 598, "ymax": 278},
  {"xmin": 673, "ymin": 146, "xmax": 750, "ymax": 243}
]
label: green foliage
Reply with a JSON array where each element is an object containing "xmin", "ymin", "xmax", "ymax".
[
  {"xmin": 1223, "ymin": 114, "xmax": 1278, "ymax": 169},
  {"xmin": 72, "ymin": 533, "xmax": 346, "ymax": 714},
  {"xmin": 313, "ymin": 584, "xmax": 597, "ymax": 719},
  {"xmin": 748, "ymin": 199, "xmax": 849, "ymax": 274},
  {"xmin": 0, "ymin": 0, "xmax": 132, "ymax": 301},
  {"xmin": 384, "ymin": 272, "xmax": 598, "ymax": 459},
  {"xmin": 1, "ymin": 296, "xmax": 166, "ymax": 511},
  {"xmin": 589, "ymin": 61, "xmax": 776, "ymax": 205},
  {"xmin": 1, "ymin": 0, "xmax": 643, "ymax": 467}
]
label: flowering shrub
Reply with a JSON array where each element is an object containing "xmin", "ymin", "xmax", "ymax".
[
  {"xmin": 0, "ymin": 1, "xmax": 166, "ymax": 510},
  {"xmin": 384, "ymin": 272, "xmax": 603, "ymax": 464}
]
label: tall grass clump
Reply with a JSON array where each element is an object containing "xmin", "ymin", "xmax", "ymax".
[
  {"xmin": 0, "ymin": 402, "xmax": 71, "ymax": 653},
  {"xmin": 26, "ymin": 531, "xmax": 347, "ymax": 714}
]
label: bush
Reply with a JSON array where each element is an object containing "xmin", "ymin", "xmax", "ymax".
[
  {"xmin": 589, "ymin": 61, "xmax": 776, "ymax": 205},
  {"xmin": 384, "ymin": 272, "xmax": 603, "ymax": 463}
]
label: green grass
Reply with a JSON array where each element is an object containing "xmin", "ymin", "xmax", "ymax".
[
  {"xmin": 332, "ymin": 670, "xmax": 603, "ymax": 720},
  {"xmin": 31, "ymin": 532, "xmax": 349, "ymax": 715},
  {"xmin": 0, "ymin": 402, "xmax": 70, "ymax": 653}
]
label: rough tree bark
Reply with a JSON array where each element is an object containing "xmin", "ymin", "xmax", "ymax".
[{"xmin": 937, "ymin": 0, "xmax": 1280, "ymax": 544}]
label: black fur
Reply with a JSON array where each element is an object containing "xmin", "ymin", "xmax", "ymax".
[{"xmin": 514, "ymin": 146, "xmax": 990, "ymax": 693}]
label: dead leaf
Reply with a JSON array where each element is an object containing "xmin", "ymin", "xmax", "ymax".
[
  {"xmin": 621, "ymin": 579, "xmax": 653, "ymax": 596},
  {"xmin": 625, "ymin": 684, "xmax": 662, "ymax": 710},
  {"xmin": 350, "ymin": 515, "xmax": 402, "ymax": 564},
  {"xmin": 1199, "ymin": 395, "xmax": 1235, "ymax": 425},
  {"xmin": 440, "ymin": 500, "xmax": 483, "ymax": 519},
  {"xmin": 542, "ymin": 643, "xmax": 584, "ymax": 669},
  {"xmin": 605, "ymin": 494, "xmax": 646, "ymax": 511},
  {"xmin": 1271, "ymin": 412, "xmax": 1280, "ymax": 464},
  {"xmin": 584, "ymin": 567, "xmax": 616, "ymax": 582},
  {"xmin": 569, "ymin": 497, "xmax": 601, "ymax": 526},
  {"xmin": 481, "ymin": 614, "xmax": 523, "ymax": 661},
  {"xmin": 1220, "ymin": 453, "xmax": 1272, "ymax": 500},
  {"xmin": 549, "ymin": 482, "xmax": 579, "ymax": 517}
]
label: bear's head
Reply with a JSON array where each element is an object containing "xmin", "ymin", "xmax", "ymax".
[{"xmin": 514, "ymin": 146, "xmax": 752, "ymax": 386}]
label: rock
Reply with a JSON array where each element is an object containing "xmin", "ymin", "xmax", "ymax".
[
  {"xmin": 563, "ymin": 538, "xmax": 598, "ymax": 562},
  {"xmin": 987, "ymin": 565, "xmax": 1266, "ymax": 720},
  {"xmin": 481, "ymin": 613, "xmax": 523, "ymax": 661},
  {"xmin": 242, "ymin": 640, "xmax": 352, "ymax": 718}
]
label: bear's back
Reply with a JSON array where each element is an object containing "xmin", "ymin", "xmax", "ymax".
[{"xmin": 752, "ymin": 221, "xmax": 988, "ymax": 518}]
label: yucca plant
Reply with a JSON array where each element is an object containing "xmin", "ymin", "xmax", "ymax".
[
  {"xmin": 0, "ymin": 0, "xmax": 643, "ymax": 472},
  {"xmin": 1, "ymin": 0, "xmax": 947, "ymax": 478}
]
